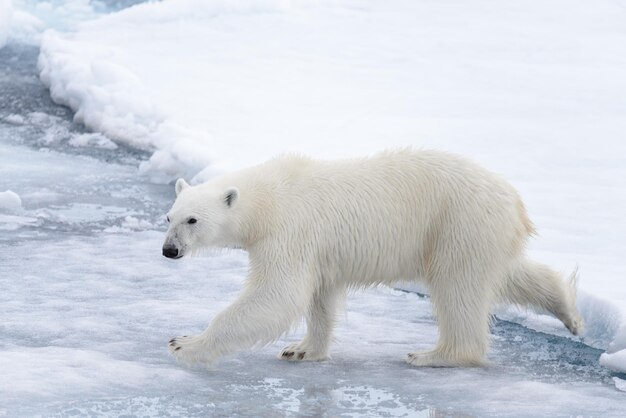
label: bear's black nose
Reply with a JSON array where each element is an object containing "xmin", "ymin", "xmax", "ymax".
[{"xmin": 162, "ymin": 246, "xmax": 179, "ymax": 259}]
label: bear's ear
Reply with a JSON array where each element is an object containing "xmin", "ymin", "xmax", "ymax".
[
  {"xmin": 175, "ymin": 178, "xmax": 189, "ymax": 196},
  {"xmin": 223, "ymin": 187, "xmax": 238, "ymax": 208}
]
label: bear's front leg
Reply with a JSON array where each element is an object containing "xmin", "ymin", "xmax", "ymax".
[
  {"xmin": 279, "ymin": 285, "xmax": 342, "ymax": 362},
  {"xmin": 168, "ymin": 272, "xmax": 312, "ymax": 366}
]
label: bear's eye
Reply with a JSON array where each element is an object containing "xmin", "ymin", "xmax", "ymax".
[
  {"xmin": 188, "ymin": 218, "xmax": 197, "ymax": 224},
  {"xmin": 166, "ymin": 216, "xmax": 170, "ymax": 223}
]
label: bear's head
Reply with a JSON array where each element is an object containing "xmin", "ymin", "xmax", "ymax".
[{"xmin": 162, "ymin": 178, "xmax": 239, "ymax": 259}]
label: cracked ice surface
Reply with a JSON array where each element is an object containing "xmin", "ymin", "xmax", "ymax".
[{"xmin": 1, "ymin": 228, "xmax": 626, "ymax": 416}]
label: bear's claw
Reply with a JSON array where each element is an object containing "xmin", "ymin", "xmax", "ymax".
[
  {"xmin": 278, "ymin": 343, "xmax": 328, "ymax": 362},
  {"xmin": 168, "ymin": 335, "xmax": 213, "ymax": 365}
]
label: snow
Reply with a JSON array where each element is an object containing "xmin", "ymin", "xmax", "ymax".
[
  {"xmin": 34, "ymin": 0, "xmax": 626, "ymax": 373},
  {"xmin": 37, "ymin": 0, "xmax": 626, "ymax": 180}
]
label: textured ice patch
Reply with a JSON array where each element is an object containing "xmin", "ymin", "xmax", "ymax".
[
  {"xmin": 14, "ymin": 111, "xmax": 73, "ymax": 145},
  {"xmin": 0, "ymin": 346, "xmax": 191, "ymax": 399},
  {"xmin": 0, "ymin": 212, "xmax": 39, "ymax": 231},
  {"xmin": 38, "ymin": 203, "xmax": 130, "ymax": 224},
  {"xmin": 68, "ymin": 132, "xmax": 118, "ymax": 149},
  {"xmin": 331, "ymin": 385, "xmax": 424, "ymax": 417},
  {"xmin": 104, "ymin": 215, "xmax": 153, "ymax": 233},
  {"xmin": 2, "ymin": 114, "xmax": 25, "ymax": 125}
]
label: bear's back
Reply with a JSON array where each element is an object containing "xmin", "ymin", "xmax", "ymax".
[
  {"xmin": 269, "ymin": 149, "xmax": 519, "ymax": 225},
  {"xmin": 249, "ymin": 150, "xmax": 529, "ymax": 281}
]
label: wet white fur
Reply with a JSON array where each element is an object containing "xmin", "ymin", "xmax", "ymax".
[{"xmin": 164, "ymin": 149, "xmax": 583, "ymax": 367}]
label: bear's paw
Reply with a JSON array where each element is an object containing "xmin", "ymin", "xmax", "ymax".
[
  {"xmin": 278, "ymin": 342, "xmax": 329, "ymax": 362},
  {"xmin": 168, "ymin": 335, "xmax": 212, "ymax": 366}
]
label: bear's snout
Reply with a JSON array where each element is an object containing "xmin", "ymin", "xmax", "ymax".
[{"xmin": 162, "ymin": 245, "xmax": 181, "ymax": 259}]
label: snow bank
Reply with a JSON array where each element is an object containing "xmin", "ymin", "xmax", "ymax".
[
  {"xmin": 37, "ymin": 0, "xmax": 626, "ymax": 371},
  {"xmin": 38, "ymin": 0, "xmax": 299, "ymax": 181}
]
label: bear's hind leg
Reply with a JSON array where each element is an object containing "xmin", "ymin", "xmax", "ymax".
[
  {"xmin": 279, "ymin": 284, "xmax": 342, "ymax": 362},
  {"xmin": 502, "ymin": 259, "xmax": 583, "ymax": 336},
  {"xmin": 407, "ymin": 272, "xmax": 493, "ymax": 367}
]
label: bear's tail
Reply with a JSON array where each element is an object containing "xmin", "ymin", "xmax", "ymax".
[{"xmin": 501, "ymin": 259, "xmax": 583, "ymax": 336}]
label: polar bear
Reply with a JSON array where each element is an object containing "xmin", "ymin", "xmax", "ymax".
[{"xmin": 163, "ymin": 149, "xmax": 583, "ymax": 367}]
